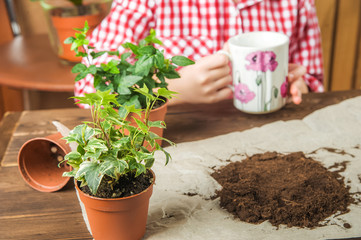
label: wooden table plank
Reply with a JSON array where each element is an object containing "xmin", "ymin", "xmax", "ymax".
[
  {"xmin": 0, "ymin": 166, "xmax": 78, "ymax": 217},
  {"xmin": 0, "ymin": 211, "xmax": 91, "ymax": 240},
  {"xmin": 0, "ymin": 90, "xmax": 360, "ymax": 240},
  {"xmin": 1, "ymin": 108, "xmax": 90, "ymax": 167},
  {"xmin": 163, "ymin": 90, "xmax": 361, "ymax": 143},
  {"xmin": 0, "ymin": 111, "xmax": 21, "ymax": 166}
]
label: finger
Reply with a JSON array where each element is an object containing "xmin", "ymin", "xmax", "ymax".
[
  {"xmin": 210, "ymin": 74, "xmax": 232, "ymax": 93},
  {"xmin": 288, "ymin": 64, "xmax": 306, "ymax": 82},
  {"xmin": 223, "ymin": 41, "xmax": 230, "ymax": 52},
  {"xmin": 206, "ymin": 64, "xmax": 231, "ymax": 83},
  {"xmin": 199, "ymin": 53, "xmax": 229, "ymax": 70},
  {"xmin": 290, "ymin": 80, "xmax": 303, "ymax": 105},
  {"xmin": 207, "ymin": 87, "xmax": 233, "ymax": 103}
]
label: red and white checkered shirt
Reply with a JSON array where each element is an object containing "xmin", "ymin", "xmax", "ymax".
[{"xmin": 75, "ymin": 0, "xmax": 324, "ymax": 103}]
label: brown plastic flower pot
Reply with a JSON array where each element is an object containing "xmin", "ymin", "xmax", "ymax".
[
  {"xmin": 75, "ymin": 170, "xmax": 155, "ymax": 240},
  {"xmin": 18, "ymin": 132, "xmax": 72, "ymax": 192}
]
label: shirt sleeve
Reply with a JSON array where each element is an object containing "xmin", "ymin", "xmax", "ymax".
[
  {"xmin": 289, "ymin": 0, "xmax": 324, "ymax": 93},
  {"xmin": 74, "ymin": 0, "xmax": 156, "ymax": 108}
]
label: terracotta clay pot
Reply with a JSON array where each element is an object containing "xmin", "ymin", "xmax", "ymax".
[
  {"xmin": 51, "ymin": 14, "xmax": 104, "ymax": 63},
  {"xmin": 75, "ymin": 170, "xmax": 155, "ymax": 240},
  {"xmin": 17, "ymin": 132, "xmax": 72, "ymax": 192},
  {"xmin": 40, "ymin": 0, "xmax": 112, "ymax": 64}
]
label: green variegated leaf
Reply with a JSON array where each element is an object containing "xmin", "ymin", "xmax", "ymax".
[
  {"xmin": 157, "ymin": 88, "xmax": 177, "ymax": 99},
  {"xmin": 148, "ymin": 120, "xmax": 166, "ymax": 129},
  {"xmin": 133, "ymin": 117, "xmax": 148, "ymax": 133},
  {"xmin": 63, "ymin": 169, "xmax": 77, "ymax": 177},
  {"xmin": 76, "ymin": 161, "xmax": 103, "ymax": 194},
  {"xmin": 145, "ymin": 158, "xmax": 155, "ymax": 168},
  {"xmin": 113, "ymin": 137, "xmax": 131, "ymax": 148},
  {"xmin": 64, "ymin": 151, "xmax": 81, "ymax": 161},
  {"xmin": 99, "ymin": 158, "xmax": 128, "ymax": 178}
]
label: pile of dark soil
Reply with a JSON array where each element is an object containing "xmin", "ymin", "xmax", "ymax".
[
  {"xmin": 80, "ymin": 170, "xmax": 153, "ymax": 198},
  {"xmin": 211, "ymin": 152, "xmax": 354, "ymax": 228}
]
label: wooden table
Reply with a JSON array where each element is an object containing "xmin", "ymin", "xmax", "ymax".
[
  {"xmin": 0, "ymin": 34, "xmax": 75, "ymax": 111},
  {"xmin": 0, "ymin": 90, "xmax": 360, "ymax": 239}
]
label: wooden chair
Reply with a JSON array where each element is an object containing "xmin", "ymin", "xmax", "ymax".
[{"xmin": 0, "ymin": 0, "xmax": 24, "ymax": 120}]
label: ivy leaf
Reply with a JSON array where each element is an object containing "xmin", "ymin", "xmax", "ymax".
[
  {"xmin": 145, "ymin": 158, "xmax": 155, "ymax": 168},
  {"xmin": 74, "ymin": 72, "xmax": 88, "ymax": 82},
  {"xmin": 64, "ymin": 151, "xmax": 82, "ymax": 161},
  {"xmin": 157, "ymin": 88, "xmax": 177, "ymax": 99},
  {"xmin": 76, "ymin": 161, "xmax": 103, "ymax": 194},
  {"xmin": 72, "ymin": 63, "xmax": 87, "ymax": 73},
  {"xmin": 171, "ymin": 56, "xmax": 195, "ymax": 66},
  {"xmin": 99, "ymin": 158, "xmax": 128, "ymax": 179},
  {"xmin": 63, "ymin": 169, "xmax": 77, "ymax": 177},
  {"xmin": 91, "ymin": 51, "xmax": 107, "ymax": 59},
  {"xmin": 135, "ymin": 55, "xmax": 153, "ymax": 76},
  {"xmin": 121, "ymin": 52, "xmax": 131, "ymax": 61},
  {"xmin": 101, "ymin": 59, "xmax": 120, "ymax": 74},
  {"xmin": 64, "ymin": 36, "xmax": 75, "ymax": 44},
  {"xmin": 144, "ymin": 28, "xmax": 163, "ymax": 45},
  {"xmin": 122, "ymin": 42, "xmax": 139, "ymax": 55},
  {"xmin": 133, "ymin": 85, "xmax": 154, "ymax": 101},
  {"xmin": 133, "ymin": 117, "xmax": 149, "ymax": 133},
  {"xmin": 163, "ymin": 69, "xmax": 180, "ymax": 79},
  {"xmin": 154, "ymin": 51, "xmax": 165, "ymax": 68},
  {"xmin": 138, "ymin": 45, "xmax": 156, "ymax": 55},
  {"xmin": 122, "ymin": 75, "xmax": 143, "ymax": 87},
  {"xmin": 148, "ymin": 120, "xmax": 166, "ymax": 129}
]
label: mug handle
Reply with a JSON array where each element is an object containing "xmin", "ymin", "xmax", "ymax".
[
  {"xmin": 217, "ymin": 50, "xmax": 234, "ymax": 91},
  {"xmin": 217, "ymin": 50, "xmax": 232, "ymax": 61}
]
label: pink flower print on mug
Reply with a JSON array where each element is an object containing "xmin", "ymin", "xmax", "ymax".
[
  {"xmin": 234, "ymin": 83, "xmax": 256, "ymax": 103},
  {"xmin": 222, "ymin": 31, "xmax": 289, "ymax": 113},
  {"xmin": 281, "ymin": 77, "xmax": 288, "ymax": 98},
  {"xmin": 245, "ymin": 51, "xmax": 278, "ymax": 72}
]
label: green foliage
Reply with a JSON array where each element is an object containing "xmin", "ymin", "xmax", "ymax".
[
  {"xmin": 30, "ymin": 0, "xmax": 83, "ymax": 6},
  {"xmin": 64, "ymin": 22, "xmax": 195, "ymax": 114},
  {"xmin": 62, "ymin": 90, "xmax": 176, "ymax": 195}
]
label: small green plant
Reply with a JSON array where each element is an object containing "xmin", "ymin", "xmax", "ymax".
[
  {"xmin": 64, "ymin": 21, "xmax": 194, "ymax": 116},
  {"xmin": 62, "ymin": 87, "xmax": 175, "ymax": 195}
]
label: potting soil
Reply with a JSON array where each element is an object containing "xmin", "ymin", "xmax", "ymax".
[{"xmin": 211, "ymin": 151, "xmax": 353, "ymax": 228}]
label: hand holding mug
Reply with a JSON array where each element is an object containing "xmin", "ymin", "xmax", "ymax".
[
  {"xmin": 168, "ymin": 53, "xmax": 232, "ymax": 105},
  {"xmin": 288, "ymin": 63, "xmax": 308, "ymax": 105},
  {"xmin": 219, "ymin": 31, "xmax": 290, "ymax": 114}
]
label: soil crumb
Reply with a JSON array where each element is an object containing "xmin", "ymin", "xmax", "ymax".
[
  {"xmin": 80, "ymin": 171, "xmax": 153, "ymax": 198},
  {"xmin": 211, "ymin": 152, "xmax": 354, "ymax": 228}
]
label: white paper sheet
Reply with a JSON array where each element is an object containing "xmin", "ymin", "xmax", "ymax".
[{"xmin": 146, "ymin": 96, "xmax": 361, "ymax": 240}]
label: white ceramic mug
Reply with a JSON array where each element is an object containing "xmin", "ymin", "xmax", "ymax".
[{"xmin": 219, "ymin": 31, "xmax": 289, "ymax": 114}]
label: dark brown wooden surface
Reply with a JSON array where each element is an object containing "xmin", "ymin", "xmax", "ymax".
[{"xmin": 0, "ymin": 90, "xmax": 360, "ymax": 239}]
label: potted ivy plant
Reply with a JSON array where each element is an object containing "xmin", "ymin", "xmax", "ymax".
[
  {"xmin": 63, "ymin": 87, "xmax": 174, "ymax": 240},
  {"xmin": 30, "ymin": 0, "xmax": 112, "ymax": 64},
  {"xmin": 65, "ymin": 22, "xmax": 194, "ymax": 144}
]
